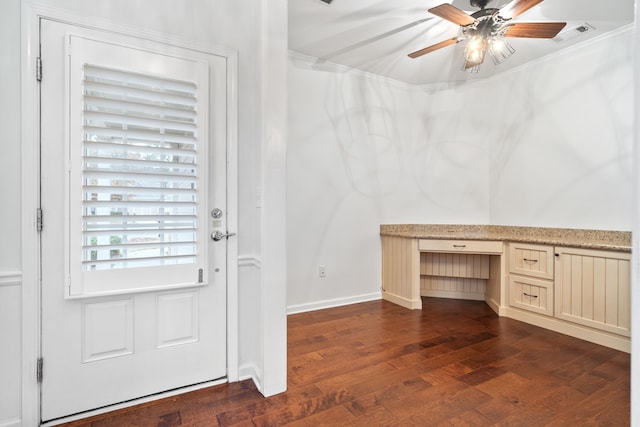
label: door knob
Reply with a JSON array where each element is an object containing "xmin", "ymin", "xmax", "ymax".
[{"xmin": 211, "ymin": 230, "xmax": 236, "ymax": 241}]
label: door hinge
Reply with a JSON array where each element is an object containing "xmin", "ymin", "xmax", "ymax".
[
  {"xmin": 37, "ymin": 358, "xmax": 43, "ymax": 383},
  {"xmin": 36, "ymin": 57, "xmax": 42, "ymax": 82},
  {"xmin": 37, "ymin": 208, "xmax": 43, "ymax": 232},
  {"xmin": 198, "ymin": 268, "xmax": 204, "ymax": 283}
]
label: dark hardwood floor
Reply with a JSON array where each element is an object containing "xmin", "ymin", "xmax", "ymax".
[{"xmin": 60, "ymin": 298, "xmax": 630, "ymax": 426}]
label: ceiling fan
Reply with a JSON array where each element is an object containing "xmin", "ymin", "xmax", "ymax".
[{"xmin": 409, "ymin": 0, "xmax": 567, "ymax": 72}]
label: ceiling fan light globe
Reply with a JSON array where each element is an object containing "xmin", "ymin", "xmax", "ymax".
[
  {"xmin": 462, "ymin": 62, "xmax": 482, "ymax": 73},
  {"xmin": 488, "ymin": 37, "xmax": 515, "ymax": 65},
  {"xmin": 464, "ymin": 37, "xmax": 488, "ymax": 65}
]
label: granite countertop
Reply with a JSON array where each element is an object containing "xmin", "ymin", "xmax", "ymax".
[{"xmin": 380, "ymin": 224, "xmax": 632, "ymax": 252}]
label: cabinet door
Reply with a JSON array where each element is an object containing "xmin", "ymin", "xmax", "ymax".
[
  {"xmin": 554, "ymin": 247, "xmax": 630, "ymax": 337},
  {"xmin": 509, "ymin": 242, "xmax": 554, "ymax": 280}
]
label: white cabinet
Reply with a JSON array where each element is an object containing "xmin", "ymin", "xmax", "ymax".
[
  {"xmin": 554, "ymin": 247, "xmax": 631, "ymax": 337},
  {"xmin": 507, "ymin": 243, "xmax": 631, "ymax": 349},
  {"xmin": 508, "ymin": 243, "xmax": 554, "ymax": 317},
  {"xmin": 381, "ymin": 232, "xmax": 631, "ymax": 352}
]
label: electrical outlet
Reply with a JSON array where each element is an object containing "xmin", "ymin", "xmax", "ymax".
[{"xmin": 319, "ymin": 265, "xmax": 326, "ymax": 278}]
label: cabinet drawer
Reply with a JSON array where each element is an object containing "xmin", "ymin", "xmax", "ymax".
[
  {"xmin": 509, "ymin": 242, "xmax": 554, "ymax": 280},
  {"xmin": 418, "ymin": 239, "xmax": 503, "ymax": 254},
  {"xmin": 509, "ymin": 275, "xmax": 553, "ymax": 317}
]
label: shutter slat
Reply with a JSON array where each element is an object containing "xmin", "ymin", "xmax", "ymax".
[
  {"xmin": 83, "ymin": 254, "xmax": 195, "ymax": 266},
  {"xmin": 84, "ymin": 80, "xmax": 196, "ymax": 110},
  {"xmin": 84, "ymin": 170, "xmax": 198, "ymax": 182},
  {"xmin": 84, "ymin": 214, "xmax": 196, "ymax": 223},
  {"xmin": 84, "ymin": 185, "xmax": 196, "ymax": 196},
  {"xmin": 83, "ymin": 240, "xmax": 196, "ymax": 251},
  {"xmin": 85, "ymin": 228, "xmax": 195, "ymax": 237},
  {"xmin": 84, "ymin": 126, "xmax": 196, "ymax": 146},
  {"xmin": 85, "ymin": 65, "xmax": 197, "ymax": 95},
  {"xmin": 84, "ymin": 156, "xmax": 196, "ymax": 172},
  {"xmin": 85, "ymin": 225, "xmax": 195, "ymax": 232},
  {"xmin": 84, "ymin": 111, "xmax": 197, "ymax": 134},
  {"xmin": 84, "ymin": 140, "xmax": 196, "ymax": 158},
  {"xmin": 84, "ymin": 95, "xmax": 196, "ymax": 123},
  {"xmin": 84, "ymin": 200, "xmax": 196, "ymax": 208}
]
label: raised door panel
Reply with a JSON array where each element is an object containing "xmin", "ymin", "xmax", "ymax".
[{"xmin": 554, "ymin": 247, "xmax": 631, "ymax": 337}]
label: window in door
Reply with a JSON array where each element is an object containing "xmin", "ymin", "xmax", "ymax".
[{"xmin": 66, "ymin": 37, "xmax": 210, "ymax": 298}]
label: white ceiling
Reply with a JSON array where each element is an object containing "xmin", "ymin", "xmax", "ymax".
[{"xmin": 288, "ymin": 0, "xmax": 635, "ymax": 85}]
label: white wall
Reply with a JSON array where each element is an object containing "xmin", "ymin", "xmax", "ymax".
[
  {"xmin": 286, "ymin": 28, "xmax": 634, "ymax": 312},
  {"xmin": 489, "ymin": 29, "xmax": 634, "ymax": 230},
  {"xmin": 3, "ymin": 1, "xmax": 288, "ymax": 424},
  {"xmin": 0, "ymin": 2, "xmax": 20, "ymax": 272},
  {"xmin": 287, "ymin": 55, "xmax": 491, "ymax": 312},
  {"xmin": 0, "ymin": 0, "xmax": 23, "ymax": 425}
]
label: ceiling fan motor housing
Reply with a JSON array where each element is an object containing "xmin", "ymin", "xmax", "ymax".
[
  {"xmin": 466, "ymin": 9, "xmax": 503, "ymax": 37},
  {"xmin": 470, "ymin": 0, "xmax": 490, "ymax": 9}
]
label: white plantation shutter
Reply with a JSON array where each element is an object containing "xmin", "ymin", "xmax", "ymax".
[
  {"xmin": 82, "ymin": 65, "xmax": 199, "ymax": 270},
  {"xmin": 66, "ymin": 36, "xmax": 210, "ymax": 297}
]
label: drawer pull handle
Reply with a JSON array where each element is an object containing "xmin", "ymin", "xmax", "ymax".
[
  {"xmin": 523, "ymin": 258, "xmax": 538, "ymax": 264},
  {"xmin": 453, "ymin": 245, "xmax": 466, "ymax": 248},
  {"xmin": 523, "ymin": 293, "xmax": 538, "ymax": 298}
]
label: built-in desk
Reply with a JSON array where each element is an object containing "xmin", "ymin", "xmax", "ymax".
[{"xmin": 380, "ymin": 225, "xmax": 632, "ymax": 352}]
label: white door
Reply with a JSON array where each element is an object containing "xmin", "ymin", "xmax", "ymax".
[{"xmin": 40, "ymin": 19, "xmax": 230, "ymax": 422}]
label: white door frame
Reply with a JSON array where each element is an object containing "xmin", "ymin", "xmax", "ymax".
[{"xmin": 21, "ymin": 3, "xmax": 239, "ymax": 425}]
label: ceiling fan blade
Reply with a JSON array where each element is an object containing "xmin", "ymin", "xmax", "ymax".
[
  {"xmin": 408, "ymin": 37, "xmax": 459, "ymax": 58},
  {"xmin": 428, "ymin": 4, "xmax": 475, "ymax": 26},
  {"xmin": 499, "ymin": 0, "xmax": 544, "ymax": 19},
  {"xmin": 504, "ymin": 22, "xmax": 567, "ymax": 38}
]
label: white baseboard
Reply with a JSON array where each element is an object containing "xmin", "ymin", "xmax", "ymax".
[
  {"xmin": 238, "ymin": 362, "xmax": 263, "ymax": 394},
  {"xmin": 421, "ymin": 290, "xmax": 485, "ymax": 301},
  {"xmin": 381, "ymin": 291, "xmax": 421, "ymax": 310},
  {"xmin": 484, "ymin": 296, "xmax": 502, "ymax": 315},
  {"xmin": 287, "ymin": 292, "xmax": 382, "ymax": 315},
  {"xmin": 0, "ymin": 418, "xmax": 21, "ymax": 427}
]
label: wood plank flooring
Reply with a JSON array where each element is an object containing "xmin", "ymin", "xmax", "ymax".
[{"xmin": 59, "ymin": 298, "xmax": 630, "ymax": 426}]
